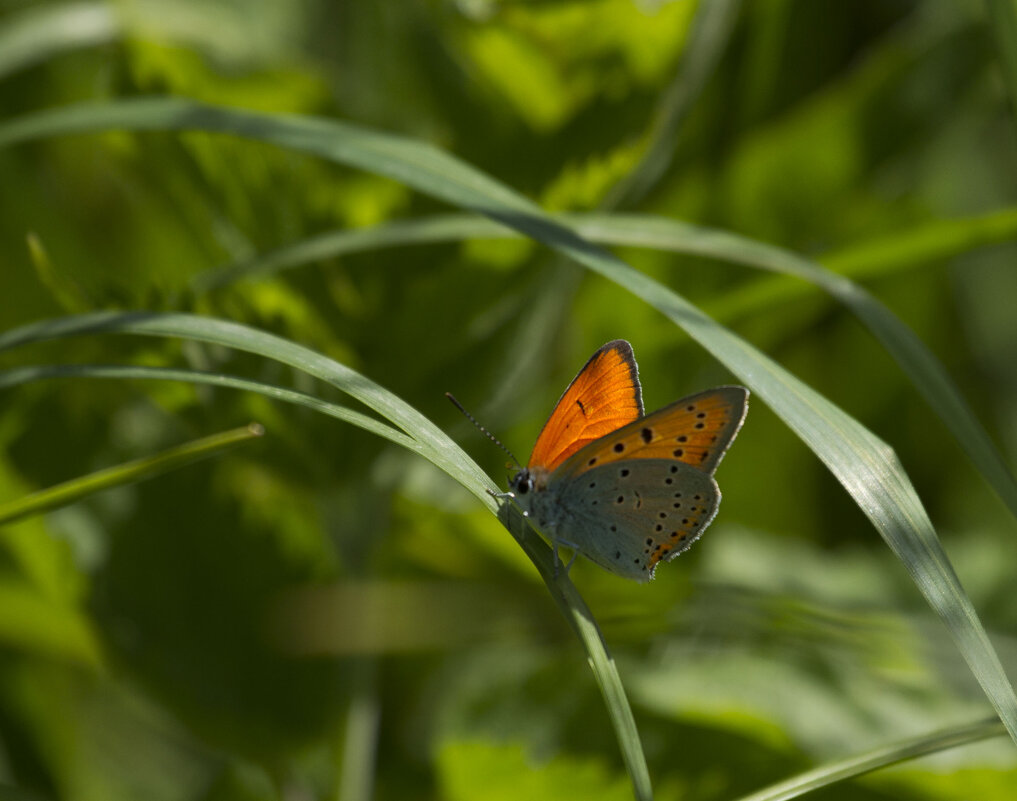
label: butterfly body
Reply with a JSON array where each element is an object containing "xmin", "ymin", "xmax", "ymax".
[{"xmin": 508, "ymin": 341, "xmax": 747, "ymax": 582}]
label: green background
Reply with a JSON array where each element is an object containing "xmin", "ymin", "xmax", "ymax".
[{"xmin": 1, "ymin": 0, "xmax": 1016, "ymax": 799}]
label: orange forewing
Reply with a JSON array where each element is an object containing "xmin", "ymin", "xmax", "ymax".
[
  {"xmin": 528, "ymin": 340, "xmax": 643, "ymax": 473},
  {"xmin": 556, "ymin": 386, "xmax": 748, "ymax": 478}
]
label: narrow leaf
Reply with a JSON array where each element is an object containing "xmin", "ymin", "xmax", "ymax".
[
  {"xmin": 0, "ymin": 421, "xmax": 263, "ymax": 526},
  {"xmin": 0, "ymin": 364, "xmax": 418, "ymax": 452},
  {"xmin": 736, "ymin": 716, "xmax": 1005, "ymax": 801}
]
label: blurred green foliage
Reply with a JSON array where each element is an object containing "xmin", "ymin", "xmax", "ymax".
[{"xmin": 1, "ymin": 0, "xmax": 1016, "ymax": 799}]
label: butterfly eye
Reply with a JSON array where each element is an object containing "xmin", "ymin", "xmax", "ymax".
[{"xmin": 511, "ymin": 472, "xmax": 534, "ymax": 495}]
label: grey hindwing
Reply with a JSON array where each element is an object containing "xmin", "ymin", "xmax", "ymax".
[{"xmin": 552, "ymin": 459, "xmax": 720, "ymax": 581}]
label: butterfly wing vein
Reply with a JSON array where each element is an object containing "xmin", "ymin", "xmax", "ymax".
[{"xmin": 528, "ymin": 341, "xmax": 643, "ymax": 472}]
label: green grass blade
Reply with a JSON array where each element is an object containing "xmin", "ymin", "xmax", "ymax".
[
  {"xmin": 1, "ymin": 97, "xmax": 1014, "ymax": 760},
  {"xmin": 707, "ymin": 209, "xmax": 1017, "ymax": 327},
  {"xmin": 0, "ymin": 364, "xmax": 418, "ymax": 452},
  {"xmin": 0, "ymin": 98, "xmax": 558, "ymax": 223},
  {"xmin": 0, "ymin": 316, "xmax": 653, "ymax": 801},
  {"xmin": 0, "ymin": 2, "xmax": 119, "ymax": 80},
  {"xmin": 821, "ymin": 207, "xmax": 1017, "ymax": 278},
  {"xmin": 0, "ymin": 421, "xmax": 262, "ymax": 526},
  {"xmin": 736, "ymin": 716, "xmax": 1006, "ymax": 801}
]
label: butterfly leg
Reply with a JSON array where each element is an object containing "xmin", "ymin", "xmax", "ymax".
[
  {"xmin": 545, "ymin": 522, "xmax": 563, "ymax": 574},
  {"xmin": 550, "ymin": 532, "xmax": 581, "ymax": 578},
  {"xmin": 562, "ymin": 547, "xmax": 579, "ymax": 575}
]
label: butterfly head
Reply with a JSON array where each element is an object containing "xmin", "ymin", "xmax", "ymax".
[
  {"xmin": 508, "ymin": 466, "xmax": 551, "ymax": 513},
  {"xmin": 509, "ymin": 468, "xmax": 535, "ymax": 496},
  {"xmin": 508, "ymin": 465, "xmax": 557, "ymax": 524}
]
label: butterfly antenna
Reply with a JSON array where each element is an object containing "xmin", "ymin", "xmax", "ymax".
[{"xmin": 445, "ymin": 393, "xmax": 521, "ymax": 468}]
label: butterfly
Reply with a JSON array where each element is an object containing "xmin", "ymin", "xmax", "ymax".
[{"xmin": 505, "ymin": 340, "xmax": 747, "ymax": 581}]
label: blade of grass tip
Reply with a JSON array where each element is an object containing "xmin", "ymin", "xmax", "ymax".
[
  {"xmin": 604, "ymin": 0, "xmax": 741, "ymax": 209},
  {"xmin": 984, "ymin": 0, "xmax": 1017, "ymax": 123},
  {"xmin": 26, "ymin": 232, "xmax": 93, "ymax": 312},
  {"xmin": 735, "ymin": 716, "xmax": 1006, "ymax": 801},
  {"xmin": 1, "ymin": 99, "xmax": 1013, "ymax": 758},
  {"xmin": 0, "ymin": 1, "xmax": 119, "ymax": 80},
  {"xmin": 0, "ymin": 364, "xmax": 419, "ymax": 453},
  {"xmin": 0, "ymin": 422, "xmax": 262, "ymax": 526}
]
